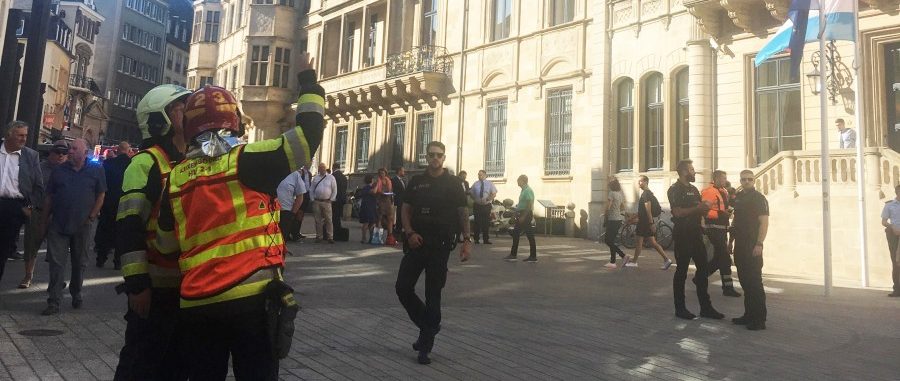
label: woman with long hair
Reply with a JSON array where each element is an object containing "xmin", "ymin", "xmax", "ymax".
[{"xmin": 603, "ymin": 179, "xmax": 628, "ymax": 268}]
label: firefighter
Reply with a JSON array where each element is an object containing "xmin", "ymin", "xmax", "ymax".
[
  {"xmin": 156, "ymin": 53, "xmax": 322, "ymax": 380},
  {"xmin": 701, "ymin": 170, "xmax": 741, "ymax": 297},
  {"xmin": 114, "ymin": 84, "xmax": 192, "ymax": 380}
]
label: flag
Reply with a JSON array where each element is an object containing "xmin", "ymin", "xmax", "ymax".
[
  {"xmin": 754, "ymin": 0, "xmax": 856, "ymax": 67},
  {"xmin": 788, "ymin": 0, "xmax": 817, "ymax": 80}
]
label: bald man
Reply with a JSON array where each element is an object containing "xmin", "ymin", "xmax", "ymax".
[
  {"xmin": 96, "ymin": 141, "xmax": 132, "ymax": 268},
  {"xmin": 41, "ymin": 138, "xmax": 106, "ymax": 315}
]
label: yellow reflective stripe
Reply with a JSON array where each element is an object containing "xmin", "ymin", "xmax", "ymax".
[
  {"xmin": 169, "ymin": 152, "xmax": 236, "ymax": 193},
  {"xmin": 296, "ymin": 102, "xmax": 324, "ymax": 115},
  {"xmin": 145, "ymin": 146, "xmax": 172, "ymax": 174},
  {"xmin": 180, "ymin": 277, "xmax": 273, "ymax": 308},
  {"xmin": 243, "ymin": 136, "xmax": 283, "ymax": 153},
  {"xmin": 282, "ymin": 127, "xmax": 311, "ymax": 172},
  {"xmin": 297, "ymin": 93, "xmax": 325, "ymax": 109},
  {"xmin": 122, "ymin": 262, "xmax": 149, "ymax": 277},
  {"xmin": 117, "ymin": 193, "xmax": 151, "ymax": 221},
  {"xmin": 179, "ymin": 233, "xmax": 281, "ymax": 271},
  {"xmin": 121, "ymin": 251, "xmax": 147, "ymax": 266},
  {"xmin": 154, "ymin": 228, "xmax": 179, "ymax": 255},
  {"xmin": 178, "ymin": 213, "xmax": 272, "ymax": 250}
]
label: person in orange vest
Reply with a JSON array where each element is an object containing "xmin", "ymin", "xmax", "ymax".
[
  {"xmin": 701, "ymin": 170, "xmax": 741, "ymax": 297},
  {"xmin": 114, "ymin": 84, "xmax": 192, "ymax": 381},
  {"xmin": 155, "ymin": 53, "xmax": 322, "ymax": 380}
]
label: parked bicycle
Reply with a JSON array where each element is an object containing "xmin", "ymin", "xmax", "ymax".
[{"xmin": 600, "ymin": 213, "xmax": 673, "ymax": 250}]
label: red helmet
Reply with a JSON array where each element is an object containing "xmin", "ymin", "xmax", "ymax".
[{"xmin": 183, "ymin": 85, "xmax": 242, "ymax": 141}]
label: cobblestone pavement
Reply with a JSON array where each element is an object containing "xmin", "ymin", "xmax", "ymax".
[{"xmin": 1, "ymin": 220, "xmax": 899, "ymax": 380}]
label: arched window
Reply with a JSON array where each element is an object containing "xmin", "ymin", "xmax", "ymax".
[
  {"xmin": 675, "ymin": 68, "xmax": 689, "ymax": 163},
  {"xmin": 616, "ymin": 79, "xmax": 634, "ymax": 171},
  {"xmin": 644, "ymin": 73, "xmax": 664, "ymax": 170}
]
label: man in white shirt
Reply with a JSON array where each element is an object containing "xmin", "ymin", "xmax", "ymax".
[
  {"xmin": 836, "ymin": 118, "xmax": 856, "ymax": 149},
  {"xmin": 470, "ymin": 170, "xmax": 498, "ymax": 244},
  {"xmin": 277, "ymin": 169, "xmax": 308, "ymax": 242},
  {"xmin": 0, "ymin": 121, "xmax": 43, "ymax": 283},
  {"xmin": 309, "ymin": 162, "xmax": 337, "ymax": 243}
]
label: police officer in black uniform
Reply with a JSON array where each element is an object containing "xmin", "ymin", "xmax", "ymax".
[
  {"xmin": 396, "ymin": 140, "xmax": 472, "ymax": 365},
  {"xmin": 730, "ymin": 170, "xmax": 769, "ymax": 330},
  {"xmin": 667, "ymin": 159, "xmax": 724, "ymax": 320}
]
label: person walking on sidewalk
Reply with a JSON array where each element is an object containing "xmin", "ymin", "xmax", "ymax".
[
  {"xmin": 96, "ymin": 141, "xmax": 131, "ymax": 269},
  {"xmin": 277, "ymin": 169, "xmax": 307, "ymax": 243},
  {"xmin": 702, "ymin": 170, "xmax": 741, "ymax": 297},
  {"xmin": 20, "ymin": 140, "xmax": 68, "ymax": 289},
  {"xmin": 470, "ymin": 169, "xmax": 497, "ymax": 244},
  {"xmin": 332, "ymin": 163, "xmax": 348, "ymax": 232},
  {"xmin": 730, "ymin": 170, "xmax": 769, "ymax": 330},
  {"xmin": 625, "ymin": 175, "xmax": 673, "ymax": 270},
  {"xmin": 603, "ymin": 179, "xmax": 627, "ymax": 268},
  {"xmin": 41, "ymin": 138, "xmax": 106, "ymax": 315},
  {"xmin": 391, "ymin": 166, "xmax": 408, "ymax": 237},
  {"xmin": 880, "ymin": 184, "xmax": 900, "ymax": 298},
  {"xmin": 506, "ymin": 174, "xmax": 537, "ymax": 262},
  {"xmin": 0, "ymin": 121, "xmax": 43, "ymax": 284},
  {"xmin": 310, "ymin": 162, "xmax": 337, "ymax": 243},
  {"xmin": 396, "ymin": 140, "xmax": 471, "ymax": 365},
  {"xmin": 667, "ymin": 159, "xmax": 723, "ymax": 320}
]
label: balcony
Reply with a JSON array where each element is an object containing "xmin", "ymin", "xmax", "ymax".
[
  {"xmin": 319, "ymin": 46, "xmax": 451, "ymax": 120},
  {"xmin": 69, "ymin": 74, "xmax": 102, "ymax": 96}
]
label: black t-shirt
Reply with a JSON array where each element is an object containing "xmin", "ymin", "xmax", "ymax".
[
  {"xmin": 405, "ymin": 170, "xmax": 467, "ymax": 236},
  {"xmin": 731, "ymin": 188, "xmax": 769, "ymax": 241},
  {"xmin": 638, "ymin": 189, "xmax": 656, "ymax": 226},
  {"xmin": 667, "ymin": 181, "xmax": 702, "ymax": 230}
]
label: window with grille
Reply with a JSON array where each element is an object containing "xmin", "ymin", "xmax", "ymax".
[
  {"xmin": 545, "ymin": 88, "xmax": 572, "ymax": 176},
  {"xmin": 249, "ymin": 45, "xmax": 270, "ymax": 85},
  {"xmin": 334, "ymin": 126, "xmax": 348, "ymax": 170},
  {"xmin": 617, "ymin": 79, "xmax": 634, "ymax": 171},
  {"xmin": 485, "ymin": 98, "xmax": 507, "ymax": 177},
  {"xmin": 491, "ymin": 0, "xmax": 511, "ymax": 41},
  {"xmin": 356, "ymin": 123, "xmax": 371, "ymax": 172},
  {"xmin": 416, "ymin": 113, "xmax": 435, "ymax": 167},
  {"xmin": 390, "ymin": 118, "xmax": 406, "ymax": 170},
  {"xmin": 273, "ymin": 47, "xmax": 291, "ymax": 88},
  {"xmin": 755, "ymin": 57, "xmax": 802, "ymax": 164},
  {"xmin": 675, "ymin": 69, "xmax": 690, "ymax": 163},
  {"xmin": 644, "ymin": 73, "xmax": 664, "ymax": 171}
]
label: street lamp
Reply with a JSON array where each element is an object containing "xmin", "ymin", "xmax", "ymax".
[
  {"xmin": 806, "ymin": 67, "xmax": 821, "ymax": 95},
  {"xmin": 808, "ymin": 40, "xmax": 853, "ymax": 103}
]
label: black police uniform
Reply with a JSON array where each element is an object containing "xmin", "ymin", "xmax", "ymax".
[
  {"xmin": 731, "ymin": 188, "xmax": 769, "ymax": 326},
  {"xmin": 704, "ymin": 186, "xmax": 737, "ymax": 293},
  {"xmin": 395, "ymin": 169, "xmax": 466, "ymax": 357},
  {"xmin": 667, "ymin": 181, "xmax": 714, "ymax": 314}
]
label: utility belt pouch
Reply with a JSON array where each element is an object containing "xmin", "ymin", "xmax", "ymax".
[{"xmin": 265, "ymin": 278, "xmax": 300, "ymax": 359}]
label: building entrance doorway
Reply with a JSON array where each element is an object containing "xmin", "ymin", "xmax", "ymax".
[{"xmin": 886, "ymin": 43, "xmax": 900, "ymax": 151}]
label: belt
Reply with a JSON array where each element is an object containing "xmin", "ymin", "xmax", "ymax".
[
  {"xmin": 706, "ymin": 224, "xmax": 728, "ymax": 229},
  {"xmin": 315, "ymin": 198, "xmax": 331, "ymax": 202}
]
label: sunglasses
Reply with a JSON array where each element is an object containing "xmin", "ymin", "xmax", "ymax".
[
  {"xmin": 740, "ymin": 177, "xmax": 754, "ymax": 182},
  {"xmin": 427, "ymin": 152, "xmax": 444, "ymax": 159}
]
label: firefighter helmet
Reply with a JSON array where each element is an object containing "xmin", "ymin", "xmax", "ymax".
[
  {"xmin": 136, "ymin": 84, "xmax": 192, "ymax": 139},
  {"xmin": 183, "ymin": 85, "xmax": 243, "ymax": 142}
]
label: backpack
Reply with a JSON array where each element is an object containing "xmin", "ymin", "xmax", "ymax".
[{"xmin": 648, "ymin": 192, "xmax": 662, "ymax": 217}]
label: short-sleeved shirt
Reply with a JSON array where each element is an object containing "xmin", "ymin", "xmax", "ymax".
[
  {"xmin": 637, "ymin": 189, "xmax": 657, "ymax": 226},
  {"xmin": 277, "ymin": 171, "xmax": 308, "ymax": 211},
  {"xmin": 882, "ymin": 199, "xmax": 900, "ymax": 231},
  {"xmin": 667, "ymin": 181, "xmax": 702, "ymax": 231},
  {"xmin": 607, "ymin": 191, "xmax": 625, "ymax": 221},
  {"xmin": 731, "ymin": 188, "xmax": 769, "ymax": 242},
  {"xmin": 404, "ymin": 170, "xmax": 467, "ymax": 236},
  {"xmin": 47, "ymin": 161, "xmax": 107, "ymax": 235},
  {"xmin": 470, "ymin": 179, "xmax": 498, "ymax": 205},
  {"xmin": 517, "ymin": 185, "xmax": 534, "ymax": 211}
]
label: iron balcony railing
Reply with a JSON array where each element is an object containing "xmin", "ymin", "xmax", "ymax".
[
  {"xmin": 69, "ymin": 74, "xmax": 101, "ymax": 95},
  {"xmin": 385, "ymin": 45, "xmax": 451, "ymax": 79}
]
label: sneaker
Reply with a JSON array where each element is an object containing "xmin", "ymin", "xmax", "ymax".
[
  {"xmin": 503, "ymin": 254, "xmax": 517, "ymax": 261},
  {"xmin": 524, "ymin": 257, "xmax": 537, "ymax": 263},
  {"xmin": 9, "ymin": 252, "xmax": 23, "ymax": 261},
  {"xmin": 604, "ymin": 262, "xmax": 618, "ymax": 269},
  {"xmin": 625, "ymin": 262, "xmax": 638, "ymax": 268},
  {"xmin": 41, "ymin": 305, "xmax": 60, "ymax": 316},
  {"xmin": 675, "ymin": 309, "xmax": 696, "ymax": 320},
  {"xmin": 723, "ymin": 287, "xmax": 742, "ymax": 297},
  {"xmin": 661, "ymin": 259, "xmax": 673, "ymax": 270},
  {"xmin": 699, "ymin": 307, "xmax": 725, "ymax": 319},
  {"xmin": 619, "ymin": 256, "xmax": 631, "ymax": 270}
]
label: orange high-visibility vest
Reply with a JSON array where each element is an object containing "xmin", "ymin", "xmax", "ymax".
[
  {"xmin": 167, "ymin": 145, "xmax": 284, "ymax": 308},
  {"xmin": 701, "ymin": 183, "xmax": 728, "ymax": 223},
  {"xmin": 143, "ymin": 146, "xmax": 182, "ymax": 286}
]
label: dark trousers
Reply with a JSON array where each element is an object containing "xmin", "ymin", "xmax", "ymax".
[
  {"xmin": 279, "ymin": 210, "xmax": 299, "ymax": 242},
  {"xmin": 395, "ymin": 238, "xmax": 451, "ymax": 353},
  {"xmin": 510, "ymin": 211, "xmax": 536, "ymax": 259},
  {"xmin": 734, "ymin": 243, "xmax": 767, "ymax": 323},
  {"xmin": 46, "ymin": 221, "xmax": 95, "ymax": 307},
  {"xmin": 332, "ymin": 202, "xmax": 344, "ymax": 230},
  {"xmin": 0, "ymin": 198, "xmax": 28, "ymax": 282},
  {"xmin": 473, "ymin": 203, "xmax": 492, "ymax": 242},
  {"xmin": 182, "ymin": 307, "xmax": 277, "ymax": 381},
  {"xmin": 114, "ymin": 288, "xmax": 186, "ymax": 381},
  {"xmin": 95, "ymin": 212, "xmax": 118, "ymax": 266},
  {"xmin": 706, "ymin": 228, "xmax": 734, "ymax": 288},
  {"xmin": 673, "ymin": 228, "xmax": 712, "ymax": 311},
  {"xmin": 604, "ymin": 220, "xmax": 626, "ymax": 262},
  {"xmin": 885, "ymin": 229, "xmax": 900, "ymax": 292}
]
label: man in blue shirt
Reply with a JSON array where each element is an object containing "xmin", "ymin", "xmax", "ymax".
[
  {"xmin": 41, "ymin": 138, "xmax": 106, "ymax": 315},
  {"xmin": 880, "ymin": 184, "xmax": 900, "ymax": 297}
]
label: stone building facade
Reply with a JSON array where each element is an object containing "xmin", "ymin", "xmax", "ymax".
[{"xmin": 59, "ymin": 0, "xmax": 106, "ymax": 146}]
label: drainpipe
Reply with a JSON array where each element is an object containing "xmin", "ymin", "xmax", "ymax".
[{"xmin": 455, "ymin": 0, "xmax": 469, "ymax": 172}]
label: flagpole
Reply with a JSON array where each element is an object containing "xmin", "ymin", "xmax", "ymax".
[
  {"xmin": 818, "ymin": 9, "xmax": 833, "ymax": 297},
  {"xmin": 851, "ymin": 0, "xmax": 869, "ymax": 288}
]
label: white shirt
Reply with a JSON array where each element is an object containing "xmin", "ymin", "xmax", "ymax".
[
  {"xmin": 277, "ymin": 171, "xmax": 308, "ymax": 211},
  {"xmin": 839, "ymin": 128, "xmax": 856, "ymax": 149},
  {"xmin": 0, "ymin": 143, "xmax": 23, "ymax": 199},
  {"xmin": 470, "ymin": 179, "xmax": 498, "ymax": 205},
  {"xmin": 309, "ymin": 173, "xmax": 337, "ymax": 201}
]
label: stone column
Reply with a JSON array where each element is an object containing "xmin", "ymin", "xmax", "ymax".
[{"xmin": 687, "ymin": 24, "xmax": 713, "ymax": 184}]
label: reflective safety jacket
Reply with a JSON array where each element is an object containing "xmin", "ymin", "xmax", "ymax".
[
  {"xmin": 701, "ymin": 183, "xmax": 730, "ymax": 228},
  {"xmin": 117, "ymin": 144, "xmax": 183, "ymax": 292}
]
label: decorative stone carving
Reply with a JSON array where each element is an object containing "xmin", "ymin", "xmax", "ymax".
[
  {"xmin": 685, "ymin": 1, "xmax": 722, "ymax": 38},
  {"xmin": 763, "ymin": 0, "xmax": 791, "ymax": 21},
  {"xmin": 719, "ymin": 0, "xmax": 755, "ymax": 32},
  {"xmin": 642, "ymin": 0, "xmax": 662, "ymax": 17}
]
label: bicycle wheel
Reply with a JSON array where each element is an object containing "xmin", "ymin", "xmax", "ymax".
[
  {"xmin": 620, "ymin": 223, "xmax": 637, "ymax": 249},
  {"xmin": 655, "ymin": 222, "xmax": 674, "ymax": 250}
]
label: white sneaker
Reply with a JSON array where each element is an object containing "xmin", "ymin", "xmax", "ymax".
[
  {"xmin": 625, "ymin": 262, "xmax": 639, "ymax": 268},
  {"xmin": 661, "ymin": 259, "xmax": 673, "ymax": 270},
  {"xmin": 604, "ymin": 262, "xmax": 617, "ymax": 269}
]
